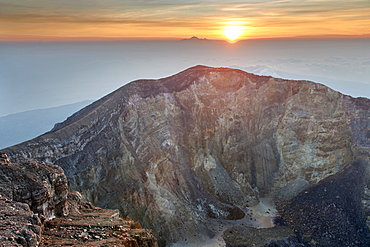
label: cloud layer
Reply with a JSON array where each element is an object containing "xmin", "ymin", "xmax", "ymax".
[
  {"xmin": 1, "ymin": 39, "xmax": 369, "ymax": 117},
  {"xmin": 1, "ymin": 0, "xmax": 369, "ymax": 40}
]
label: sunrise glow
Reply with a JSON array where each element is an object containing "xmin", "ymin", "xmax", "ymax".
[
  {"xmin": 0, "ymin": 1, "xmax": 369, "ymax": 41},
  {"xmin": 223, "ymin": 26, "xmax": 245, "ymax": 42}
]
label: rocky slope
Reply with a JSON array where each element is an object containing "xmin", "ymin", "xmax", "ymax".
[
  {"xmin": 0, "ymin": 153, "xmax": 158, "ymax": 247},
  {"xmin": 0, "ymin": 153, "xmax": 68, "ymax": 219},
  {"xmin": 276, "ymin": 159, "xmax": 370, "ymax": 246},
  {"xmin": 2, "ymin": 65, "xmax": 369, "ymax": 245},
  {"xmin": 0, "ymin": 195, "xmax": 43, "ymax": 246},
  {"xmin": 41, "ymin": 192, "xmax": 158, "ymax": 247},
  {"xmin": 0, "ymin": 153, "xmax": 68, "ymax": 246}
]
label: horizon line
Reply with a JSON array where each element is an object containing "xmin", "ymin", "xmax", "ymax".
[{"xmin": 1, "ymin": 34, "xmax": 370, "ymax": 43}]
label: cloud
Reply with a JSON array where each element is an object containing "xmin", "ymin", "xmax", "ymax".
[
  {"xmin": 2, "ymin": 0, "xmax": 368, "ymax": 23},
  {"xmin": 1, "ymin": 0, "xmax": 369, "ymax": 39}
]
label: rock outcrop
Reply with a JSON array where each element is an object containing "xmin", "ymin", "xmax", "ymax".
[
  {"xmin": 0, "ymin": 195, "xmax": 43, "ymax": 247},
  {"xmin": 0, "ymin": 156, "xmax": 68, "ymax": 219},
  {"xmin": 41, "ymin": 192, "xmax": 158, "ymax": 247},
  {"xmin": 0, "ymin": 154, "xmax": 68, "ymax": 246},
  {"xmin": 0, "ymin": 155, "xmax": 158, "ymax": 247},
  {"xmin": 2, "ymin": 65, "xmax": 369, "ymax": 245}
]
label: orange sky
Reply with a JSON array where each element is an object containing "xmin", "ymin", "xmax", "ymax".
[{"xmin": 1, "ymin": 0, "xmax": 369, "ymax": 41}]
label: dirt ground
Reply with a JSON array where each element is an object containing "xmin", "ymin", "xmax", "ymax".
[{"xmin": 41, "ymin": 205, "xmax": 157, "ymax": 247}]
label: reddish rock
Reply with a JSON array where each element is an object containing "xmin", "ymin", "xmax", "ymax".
[
  {"xmin": 0, "ymin": 159, "xmax": 68, "ymax": 219},
  {"xmin": 0, "ymin": 195, "xmax": 42, "ymax": 247},
  {"xmin": 0, "ymin": 155, "xmax": 158, "ymax": 247},
  {"xmin": 41, "ymin": 197, "xmax": 158, "ymax": 247}
]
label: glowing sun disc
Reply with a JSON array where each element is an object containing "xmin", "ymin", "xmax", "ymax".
[{"xmin": 223, "ymin": 26, "xmax": 244, "ymax": 42}]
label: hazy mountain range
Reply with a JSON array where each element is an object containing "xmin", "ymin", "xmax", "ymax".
[
  {"xmin": 1, "ymin": 39, "xmax": 369, "ymax": 117},
  {"xmin": 0, "ymin": 100, "xmax": 92, "ymax": 149},
  {"xmin": 238, "ymin": 65, "xmax": 370, "ymax": 98}
]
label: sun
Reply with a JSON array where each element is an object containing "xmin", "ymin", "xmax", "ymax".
[{"xmin": 222, "ymin": 26, "xmax": 244, "ymax": 42}]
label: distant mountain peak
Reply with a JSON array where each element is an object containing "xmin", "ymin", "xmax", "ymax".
[{"xmin": 182, "ymin": 36, "xmax": 208, "ymax": 41}]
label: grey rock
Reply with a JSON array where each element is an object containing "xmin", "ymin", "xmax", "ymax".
[
  {"xmin": 222, "ymin": 225, "xmax": 305, "ymax": 247},
  {"xmin": 0, "ymin": 193, "xmax": 43, "ymax": 247},
  {"xmin": 276, "ymin": 159, "xmax": 370, "ymax": 246},
  {"xmin": 2, "ymin": 65, "xmax": 369, "ymax": 245},
  {"xmin": 0, "ymin": 159, "xmax": 68, "ymax": 219}
]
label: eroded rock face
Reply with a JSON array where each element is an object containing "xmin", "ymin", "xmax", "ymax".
[
  {"xmin": 0, "ymin": 155, "xmax": 159, "ymax": 247},
  {"xmin": 0, "ymin": 157, "xmax": 68, "ymax": 219},
  {"xmin": 2, "ymin": 66, "xmax": 369, "ymax": 245},
  {"xmin": 0, "ymin": 155, "xmax": 68, "ymax": 247},
  {"xmin": 0, "ymin": 196, "xmax": 42, "ymax": 247}
]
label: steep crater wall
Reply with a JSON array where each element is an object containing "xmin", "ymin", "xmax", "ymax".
[{"xmin": 2, "ymin": 66, "xmax": 369, "ymax": 245}]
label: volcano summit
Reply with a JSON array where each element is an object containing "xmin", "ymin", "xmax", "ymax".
[{"xmin": 2, "ymin": 66, "xmax": 370, "ymax": 246}]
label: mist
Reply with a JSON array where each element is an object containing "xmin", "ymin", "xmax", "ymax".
[{"xmin": 1, "ymin": 38, "xmax": 369, "ymax": 117}]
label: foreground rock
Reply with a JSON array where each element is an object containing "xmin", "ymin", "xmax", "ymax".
[
  {"xmin": 0, "ymin": 153, "xmax": 67, "ymax": 246},
  {"xmin": 0, "ymin": 153, "xmax": 68, "ymax": 219},
  {"xmin": 2, "ymin": 66, "xmax": 369, "ymax": 245},
  {"xmin": 0, "ymin": 195, "xmax": 42, "ymax": 247},
  {"xmin": 0, "ymin": 154, "xmax": 158, "ymax": 247},
  {"xmin": 41, "ymin": 192, "xmax": 158, "ymax": 247}
]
